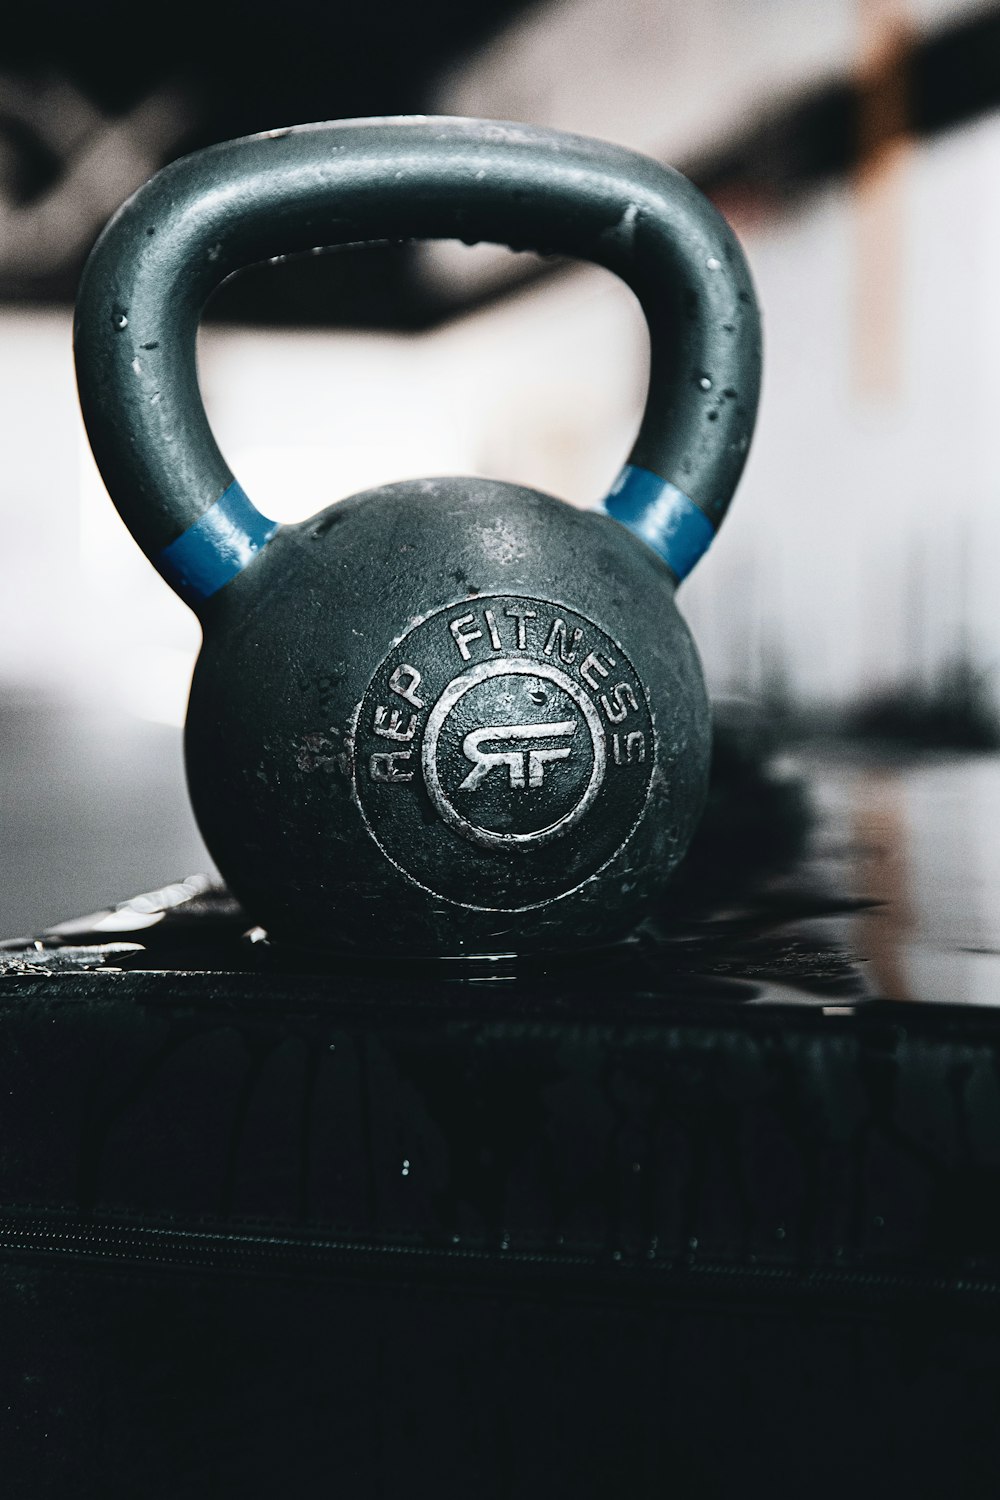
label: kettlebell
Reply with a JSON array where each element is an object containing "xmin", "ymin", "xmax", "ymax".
[{"xmin": 74, "ymin": 118, "xmax": 761, "ymax": 954}]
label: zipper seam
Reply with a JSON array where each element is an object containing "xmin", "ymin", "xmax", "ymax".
[{"xmin": 0, "ymin": 1216, "xmax": 999, "ymax": 1301}]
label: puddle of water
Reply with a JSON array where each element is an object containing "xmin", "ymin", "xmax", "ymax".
[
  {"xmin": 4, "ymin": 743, "xmax": 1000, "ymax": 1010},
  {"xmin": 801, "ymin": 750, "xmax": 1000, "ymax": 1004}
]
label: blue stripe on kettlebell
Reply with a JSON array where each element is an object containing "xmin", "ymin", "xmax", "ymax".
[
  {"xmin": 600, "ymin": 464, "xmax": 716, "ymax": 581},
  {"xmin": 157, "ymin": 481, "xmax": 279, "ymax": 605}
]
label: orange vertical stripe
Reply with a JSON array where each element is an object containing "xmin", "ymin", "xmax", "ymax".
[{"xmin": 854, "ymin": 0, "xmax": 913, "ymax": 400}]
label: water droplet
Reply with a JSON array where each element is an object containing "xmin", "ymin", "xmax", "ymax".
[
  {"xmin": 451, "ymin": 1234, "xmax": 461, "ymax": 1244},
  {"xmin": 401, "ymin": 1159, "xmax": 410, "ymax": 1177},
  {"xmin": 612, "ymin": 1250, "xmax": 622, "ymax": 1262},
  {"xmin": 706, "ymin": 256, "xmax": 721, "ymax": 271},
  {"xmin": 499, "ymin": 1233, "xmax": 510, "ymax": 1250},
  {"xmin": 631, "ymin": 1161, "xmax": 641, "ymax": 1173},
  {"xmin": 688, "ymin": 1236, "xmax": 699, "ymax": 1250},
  {"xmin": 112, "ymin": 312, "xmax": 128, "ymax": 331},
  {"xmin": 698, "ymin": 375, "xmax": 713, "ymax": 391},
  {"xmin": 328, "ymin": 1042, "xmax": 336, "ymax": 1051}
]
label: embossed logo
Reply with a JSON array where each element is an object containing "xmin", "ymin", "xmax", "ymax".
[{"xmin": 353, "ymin": 596, "xmax": 654, "ymax": 911}]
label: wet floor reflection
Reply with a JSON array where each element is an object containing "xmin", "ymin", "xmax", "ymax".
[
  {"xmin": 0, "ymin": 693, "xmax": 210, "ymax": 937},
  {"xmin": 1, "ymin": 694, "xmax": 999, "ymax": 1008},
  {"xmin": 850, "ymin": 766, "xmax": 914, "ymax": 1000},
  {"xmin": 806, "ymin": 752, "xmax": 1000, "ymax": 1005}
]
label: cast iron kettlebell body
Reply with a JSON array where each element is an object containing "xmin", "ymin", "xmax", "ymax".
[{"xmin": 74, "ymin": 119, "xmax": 761, "ymax": 953}]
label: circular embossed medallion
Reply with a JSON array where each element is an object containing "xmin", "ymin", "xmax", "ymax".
[{"xmin": 353, "ymin": 595, "xmax": 654, "ymax": 911}]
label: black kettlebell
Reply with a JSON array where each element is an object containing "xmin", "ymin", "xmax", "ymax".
[{"xmin": 74, "ymin": 117, "xmax": 761, "ymax": 953}]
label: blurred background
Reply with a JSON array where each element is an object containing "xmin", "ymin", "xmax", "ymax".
[{"xmin": 1, "ymin": 0, "xmax": 999, "ymax": 953}]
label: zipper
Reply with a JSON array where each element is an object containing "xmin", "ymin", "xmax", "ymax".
[{"xmin": 0, "ymin": 1212, "xmax": 999, "ymax": 1306}]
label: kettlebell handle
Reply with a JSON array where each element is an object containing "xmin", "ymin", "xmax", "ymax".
[{"xmin": 74, "ymin": 117, "xmax": 761, "ymax": 608}]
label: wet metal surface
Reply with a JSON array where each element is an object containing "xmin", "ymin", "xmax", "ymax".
[{"xmin": 3, "ymin": 746, "xmax": 998, "ymax": 1007}]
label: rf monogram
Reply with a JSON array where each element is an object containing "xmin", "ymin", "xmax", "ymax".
[{"xmin": 459, "ymin": 720, "xmax": 577, "ymax": 792}]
